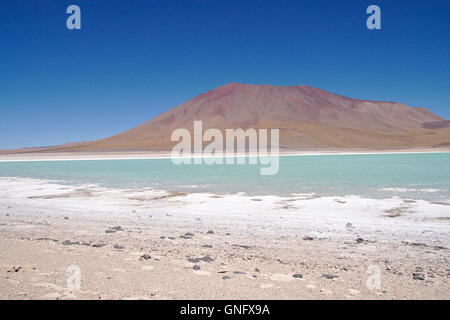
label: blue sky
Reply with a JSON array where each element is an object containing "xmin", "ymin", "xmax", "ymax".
[{"xmin": 0, "ymin": 0, "xmax": 449, "ymax": 149}]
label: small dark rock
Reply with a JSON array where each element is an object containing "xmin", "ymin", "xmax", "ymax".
[
  {"xmin": 293, "ymin": 273, "xmax": 303, "ymax": 279},
  {"xmin": 356, "ymin": 237, "xmax": 365, "ymax": 243},
  {"xmin": 185, "ymin": 232, "xmax": 194, "ymax": 237},
  {"xmin": 7, "ymin": 266, "xmax": 22, "ymax": 273},
  {"xmin": 322, "ymin": 274, "xmax": 338, "ymax": 279},
  {"xmin": 202, "ymin": 244, "xmax": 213, "ymax": 248},
  {"xmin": 193, "ymin": 265, "xmax": 201, "ymax": 270},
  {"xmin": 64, "ymin": 217, "xmax": 69, "ymax": 220},
  {"xmin": 233, "ymin": 244, "xmax": 253, "ymax": 249},
  {"xmin": 233, "ymin": 271, "xmax": 245, "ymax": 275},
  {"xmin": 36, "ymin": 237, "xmax": 58, "ymax": 243},
  {"xmin": 207, "ymin": 230, "xmax": 215, "ymax": 234},
  {"xmin": 303, "ymin": 236, "xmax": 314, "ymax": 241},
  {"xmin": 406, "ymin": 242, "xmax": 427, "ymax": 247},
  {"xmin": 222, "ymin": 276, "xmax": 231, "ymax": 280},
  {"xmin": 255, "ymin": 268, "xmax": 260, "ymax": 272},
  {"xmin": 62, "ymin": 240, "xmax": 80, "ymax": 246},
  {"xmin": 113, "ymin": 244, "xmax": 124, "ymax": 250},
  {"xmin": 201, "ymin": 255, "xmax": 214, "ymax": 263},
  {"xmin": 140, "ymin": 254, "xmax": 151, "ymax": 260},
  {"xmin": 413, "ymin": 273, "xmax": 425, "ymax": 280},
  {"xmin": 92, "ymin": 243, "xmax": 105, "ymax": 248}
]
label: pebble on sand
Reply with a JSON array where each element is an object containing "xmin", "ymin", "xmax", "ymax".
[
  {"xmin": 180, "ymin": 232, "xmax": 194, "ymax": 239},
  {"xmin": 7, "ymin": 266, "xmax": 22, "ymax": 273},
  {"xmin": 202, "ymin": 255, "xmax": 214, "ymax": 263},
  {"xmin": 412, "ymin": 273, "xmax": 425, "ymax": 280}
]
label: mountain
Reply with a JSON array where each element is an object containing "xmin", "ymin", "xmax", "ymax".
[{"xmin": 3, "ymin": 83, "xmax": 450, "ymax": 153}]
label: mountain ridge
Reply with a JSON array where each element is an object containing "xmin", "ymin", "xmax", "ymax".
[{"xmin": 1, "ymin": 83, "xmax": 449, "ymax": 153}]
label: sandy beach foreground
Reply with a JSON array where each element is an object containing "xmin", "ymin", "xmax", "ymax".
[{"xmin": 0, "ymin": 177, "xmax": 449, "ymax": 299}]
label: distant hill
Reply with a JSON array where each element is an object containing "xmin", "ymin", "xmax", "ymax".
[{"xmin": 2, "ymin": 83, "xmax": 449, "ymax": 153}]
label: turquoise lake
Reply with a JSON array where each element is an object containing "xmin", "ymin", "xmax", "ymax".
[{"xmin": 0, "ymin": 153, "xmax": 449, "ymax": 201}]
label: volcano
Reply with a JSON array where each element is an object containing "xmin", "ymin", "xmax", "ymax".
[{"xmin": 4, "ymin": 83, "xmax": 450, "ymax": 152}]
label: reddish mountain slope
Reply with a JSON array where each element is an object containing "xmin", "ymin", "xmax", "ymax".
[{"xmin": 3, "ymin": 83, "xmax": 449, "ymax": 152}]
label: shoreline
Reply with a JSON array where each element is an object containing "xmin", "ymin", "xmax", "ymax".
[
  {"xmin": 0, "ymin": 148, "xmax": 449, "ymax": 162},
  {"xmin": 0, "ymin": 176, "xmax": 449, "ymax": 299},
  {"xmin": 1, "ymin": 176, "xmax": 448, "ymax": 244}
]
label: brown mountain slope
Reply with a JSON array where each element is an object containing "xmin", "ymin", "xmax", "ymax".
[{"xmin": 3, "ymin": 83, "xmax": 450, "ymax": 153}]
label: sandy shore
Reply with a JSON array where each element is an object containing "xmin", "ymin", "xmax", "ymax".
[{"xmin": 0, "ymin": 177, "xmax": 449, "ymax": 299}]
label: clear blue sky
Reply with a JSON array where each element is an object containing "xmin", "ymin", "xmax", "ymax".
[{"xmin": 0, "ymin": 0, "xmax": 449, "ymax": 149}]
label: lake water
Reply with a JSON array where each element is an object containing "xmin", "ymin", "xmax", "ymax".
[{"xmin": 0, "ymin": 153, "xmax": 449, "ymax": 201}]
